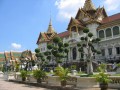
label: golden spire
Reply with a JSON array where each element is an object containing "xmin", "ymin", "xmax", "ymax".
[
  {"xmin": 83, "ymin": 0, "xmax": 96, "ymax": 11},
  {"xmin": 47, "ymin": 18, "xmax": 55, "ymax": 33}
]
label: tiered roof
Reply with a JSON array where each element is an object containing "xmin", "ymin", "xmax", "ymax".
[
  {"xmin": 37, "ymin": 19, "xmax": 57, "ymax": 44},
  {"xmin": 4, "ymin": 51, "xmax": 21, "ymax": 60}
]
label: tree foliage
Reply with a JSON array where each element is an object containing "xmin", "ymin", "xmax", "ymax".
[
  {"xmin": 77, "ymin": 28, "xmax": 101, "ymax": 74},
  {"xmin": 35, "ymin": 48, "xmax": 40, "ymax": 53}
]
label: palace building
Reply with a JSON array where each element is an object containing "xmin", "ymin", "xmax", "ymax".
[
  {"xmin": 0, "ymin": 51, "xmax": 21, "ymax": 65},
  {"xmin": 37, "ymin": 0, "xmax": 120, "ymax": 64},
  {"xmin": 0, "ymin": 50, "xmax": 36, "ymax": 67}
]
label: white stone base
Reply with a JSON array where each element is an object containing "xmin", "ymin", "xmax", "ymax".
[
  {"xmin": 47, "ymin": 76, "xmax": 60, "ymax": 86},
  {"xmin": 116, "ymin": 68, "xmax": 120, "ymax": 74},
  {"xmin": 76, "ymin": 77, "xmax": 99, "ymax": 88},
  {"xmin": 16, "ymin": 74, "xmax": 22, "ymax": 81},
  {"xmin": 27, "ymin": 75, "xmax": 36, "ymax": 83}
]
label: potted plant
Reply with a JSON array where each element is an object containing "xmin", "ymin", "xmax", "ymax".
[
  {"xmin": 96, "ymin": 64, "xmax": 111, "ymax": 90},
  {"xmin": 116, "ymin": 63, "xmax": 120, "ymax": 74},
  {"xmin": 55, "ymin": 66, "xmax": 69, "ymax": 86},
  {"xmin": 20, "ymin": 70, "xmax": 27, "ymax": 81},
  {"xmin": 33, "ymin": 69, "xmax": 46, "ymax": 83}
]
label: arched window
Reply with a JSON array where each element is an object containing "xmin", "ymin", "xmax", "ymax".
[
  {"xmin": 71, "ymin": 26, "xmax": 76, "ymax": 32},
  {"xmin": 113, "ymin": 26, "xmax": 119, "ymax": 36},
  {"xmin": 99, "ymin": 30, "xmax": 104, "ymax": 38},
  {"xmin": 106, "ymin": 28, "xmax": 112, "ymax": 37}
]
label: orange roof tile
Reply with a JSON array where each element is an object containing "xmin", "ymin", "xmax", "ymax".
[
  {"xmin": 102, "ymin": 13, "xmax": 120, "ymax": 24},
  {"xmin": 58, "ymin": 31, "xmax": 70, "ymax": 38}
]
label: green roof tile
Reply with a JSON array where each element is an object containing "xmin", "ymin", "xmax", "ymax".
[
  {"xmin": 0, "ymin": 54, "xmax": 5, "ymax": 58},
  {"xmin": 13, "ymin": 53, "xmax": 21, "ymax": 57}
]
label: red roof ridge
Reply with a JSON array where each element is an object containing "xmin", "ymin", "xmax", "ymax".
[
  {"xmin": 58, "ymin": 31, "xmax": 70, "ymax": 38},
  {"xmin": 58, "ymin": 31, "xmax": 68, "ymax": 34},
  {"xmin": 102, "ymin": 13, "xmax": 120, "ymax": 23},
  {"xmin": 108, "ymin": 13, "xmax": 120, "ymax": 17}
]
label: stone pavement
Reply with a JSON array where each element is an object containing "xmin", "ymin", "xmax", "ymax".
[
  {"xmin": 0, "ymin": 79, "xmax": 118, "ymax": 90},
  {"xmin": 0, "ymin": 78, "xmax": 50, "ymax": 90}
]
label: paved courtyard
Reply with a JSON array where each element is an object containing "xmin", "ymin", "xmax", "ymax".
[{"xmin": 0, "ymin": 78, "xmax": 50, "ymax": 90}]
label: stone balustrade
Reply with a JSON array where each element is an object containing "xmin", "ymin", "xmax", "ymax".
[
  {"xmin": 67, "ymin": 76, "xmax": 77, "ymax": 86},
  {"xmin": 109, "ymin": 76, "xmax": 120, "ymax": 88}
]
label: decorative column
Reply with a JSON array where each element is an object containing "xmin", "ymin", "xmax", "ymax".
[
  {"xmin": 112, "ymin": 44, "xmax": 116, "ymax": 58},
  {"xmin": 111, "ymin": 27, "xmax": 113, "ymax": 38},
  {"xmin": 76, "ymin": 26, "xmax": 78, "ymax": 33},
  {"xmin": 104, "ymin": 30, "xmax": 106, "ymax": 40}
]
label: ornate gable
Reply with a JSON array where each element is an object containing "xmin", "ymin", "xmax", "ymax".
[
  {"xmin": 94, "ymin": 7, "xmax": 108, "ymax": 22},
  {"xmin": 37, "ymin": 33, "xmax": 48, "ymax": 44},
  {"xmin": 76, "ymin": 9, "xmax": 90, "ymax": 20},
  {"xmin": 67, "ymin": 17, "xmax": 85, "ymax": 30}
]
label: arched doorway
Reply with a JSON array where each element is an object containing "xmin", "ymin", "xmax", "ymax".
[{"xmin": 72, "ymin": 47, "xmax": 77, "ymax": 60}]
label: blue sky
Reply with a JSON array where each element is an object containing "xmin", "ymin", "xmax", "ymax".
[{"xmin": 0, "ymin": 0, "xmax": 120, "ymax": 52}]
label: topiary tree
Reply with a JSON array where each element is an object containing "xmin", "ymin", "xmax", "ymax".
[
  {"xmin": 46, "ymin": 37, "xmax": 66, "ymax": 66},
  {"xmin": 64, "ymin": 43, "xmax": 69, "ymax": 67},
  {"xmin": 35, "ymin": 48, "xmax": 46, "ymax": 69},
  {"xmin": 77, "ymin": 28, "xmax": 101, "ymax": 74}
]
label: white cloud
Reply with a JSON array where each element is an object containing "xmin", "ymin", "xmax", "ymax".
[
  {"xmin": 103, "ymin": 0, "xmax": 120, "ymax": 11},
  {"xmin": 55, "ymin": 0, "xmax": 85, "ymax": 20},
  {"xmin": 11, "ymin": 43, "xmax": 21, "ymax": 49}
]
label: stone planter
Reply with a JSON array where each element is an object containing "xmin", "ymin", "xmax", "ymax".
[
  {"xmin": 61, "ymin": 80, "xmax": 67, "ymax": 86},
  {"xmin": 47, "ymin": 76, "xmax": 60, "ymax": 86},
  {"xmin": 3, "ymin": 72, "xmax": 8, "ymax": 80},
  {"xmin": 76, "ymin": 77, "xmax": 99, "ymax": 88},
  {"xmin": 116, "ymin": 68, "xmax": 120, "ymax": 74},
  {"xmin": 27, "ymin": 75, "xmax": 36, "ymax": 83},
  {"xmin": 71, "ymin": 70, "xmax": 77, "ymax": 76},
  {"xmin": 0, "ymin": 71, "xmax": 3, "ymax": 78},
  {"xmin": 16, "ymin": 74, "xmax": 22, "ymax": 81}
]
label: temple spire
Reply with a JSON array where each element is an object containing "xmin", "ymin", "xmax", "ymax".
[
  {"xmin": 83, "ymin": 0, "xmax": 96, "ymax": 11},
  {"xmin": 47, "ymin": 18, "xmax": 55, "ymax": 33}
]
